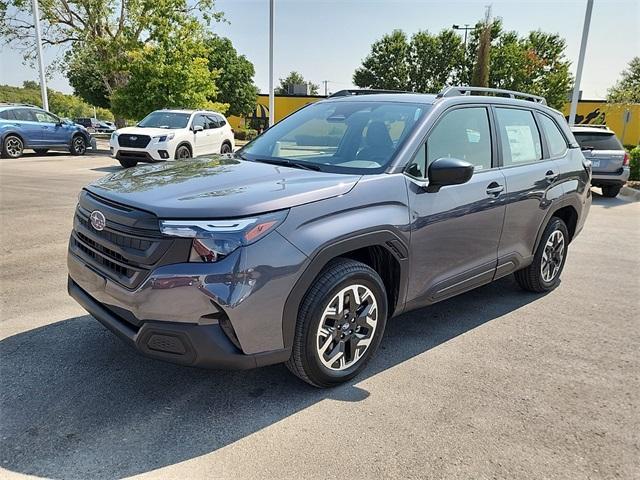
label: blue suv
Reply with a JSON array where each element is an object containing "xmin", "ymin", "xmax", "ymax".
[{"xmin": 0, "ymin": 103, "xmax": 95, "ymax": 158}]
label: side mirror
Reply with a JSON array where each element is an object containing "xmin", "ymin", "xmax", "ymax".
[
  {"xmin": 426, "ymin": 157, "xmax": 474, "ymax": 192},
  {"xmin": 193, "ymin": 125, "xmax": 204, "ymax": 133}
]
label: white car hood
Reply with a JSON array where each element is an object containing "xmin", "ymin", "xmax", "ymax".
[{"xmin": 115, "ymin": 126, "xmax": 183, "ymax": 137}]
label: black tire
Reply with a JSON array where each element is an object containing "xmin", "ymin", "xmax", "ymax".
[
  {"xmin": 69, "ymin": 135, "xmax": 87, "ymax": 155},
  {"xmin": 175, "ymin": 145, "xmax": 192, "ymax": 159},
  {"xmin": 33, "ymin": 148, "xmax": 49, "ymax": 154},
  {"xmin": 2, "ymin": 135, "xmax": 24, "ymax": 158},
  {"xmin": 601, "ymin": 185, "xmax": 621, "ymax": 198},
  {"xmin": 119, "ymin": 158, "xmax": 138, "ymax": 168},
  {"xmin": 515, "ymin": 217, "xmax": 569, "ymax": 293},
  {"xmin": 286, "ymin": 258, "xmax": 388, "ymax": 388},
  {"xmin": 220, "ymin": 142, "xmax": 232, "ymax": 154}
]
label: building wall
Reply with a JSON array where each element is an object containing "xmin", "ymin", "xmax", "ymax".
[{"xmin": 230, "ymin": 94, "xmax": 640, "ymax": 146}]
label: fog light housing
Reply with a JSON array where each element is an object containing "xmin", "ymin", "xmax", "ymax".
[{"xmin": 159, "ymin": 150, "xmax": 169, "ymax": 159}]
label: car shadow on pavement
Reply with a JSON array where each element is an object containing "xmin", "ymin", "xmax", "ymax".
[
  {"xmin": 0, "ymin": 276, "xmax": 544, "ymax": 480},
  {"xmin": 91, "ymin": 165, "xmax": 122, "ymax": 173}
]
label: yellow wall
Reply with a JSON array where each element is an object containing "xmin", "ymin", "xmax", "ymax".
[
  {"xmin": 560, "ymin": 101, "xmax": 640, "ymax": 146},
  {"xmin": 230, "ymin": 95, "xmax": 640, "ymax": 146}
]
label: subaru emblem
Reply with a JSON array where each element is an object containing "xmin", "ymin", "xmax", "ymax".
[
  {"xmin": 90, "ymin": 210, "xmax": 106, "ymax": 231},
  {"xmin": 130, "ymin": 136, "xmax": 137, "ymax": 141}
]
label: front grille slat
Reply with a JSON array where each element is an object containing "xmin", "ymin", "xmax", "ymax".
[{"xmin": 117, "ymin": 134, "xmax": 151, "ymax": 148}]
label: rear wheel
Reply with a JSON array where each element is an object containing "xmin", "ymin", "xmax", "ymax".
[
  {"xmin": 2, "ymin": 135, "xmax": 24, "ymax": 158},
  {"xmin": 33, "ymin": 148, "xmax": 49, "ymax": 155},
  {"xmin": 220, "ymin": 142, "xmax": 232, "ymax": 154},
  {"xmin": 286, "ymin": 258, "xmax": 388, "ymax": 388},
  {"xmin": 69, "ymin": 135, "xmax": 87, "ymax": 155},
  {"xmin": 119, "ymin": 158, "xmax": 138, "ymax": 168},
  {"xmin": 175, "ymin": 145, "xmax": 192, "ymax": 159},
  {"xmin": 601, "ymin": 185, "xmax": 621, "ymax": 198},
  {"xmin": 515, "ymin": 217, "xmax": 569, "ymax": 293}
]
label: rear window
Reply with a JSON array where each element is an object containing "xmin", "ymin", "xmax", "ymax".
[{"xmin": 573, "ymin": 132, "xmax": 623, "ymax": 150}]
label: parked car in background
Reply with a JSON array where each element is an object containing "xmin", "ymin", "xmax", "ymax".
[
  {"xmin": 74, "ymin": 117, "xmax": 101, "ymax": 132},
  {"xmin": 68, "ymin": 87, "xmax": 591, "ymax": 387},
  {"xmin": 96, "ymin": 121, "xmax": 116, "ymax": 133},
  {"xmin": 0, "ymin": 103, "xmax": 95, "ymax": 158},
  {"xmin": 571, "ymin": 125, "xmax": 630, "ymax": 197},
  {"xmin": 109, "ymin": 109, "xmax": 235, "ymax": 168}
]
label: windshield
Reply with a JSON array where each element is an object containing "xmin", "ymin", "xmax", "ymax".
[
  {"xmin": 138, "ymin": 111, "xmax": 191, "ymax": 129},
  {"xmin": 241, "ymin": 101, "xmax": 428, "ymax": 173},
  {"xmin": 573, "ymin": 132, "xmax": 623, "ymax": 150}
]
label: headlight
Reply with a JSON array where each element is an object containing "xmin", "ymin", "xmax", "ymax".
[
  {"xmin": 159, "ymin": 210, "xmax": 288, "ymax": 262},
  {"xmin": 153, "ymin": 133, "xmax": 175, "ymax": 143}
]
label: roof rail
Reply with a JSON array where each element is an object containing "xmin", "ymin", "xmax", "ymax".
[
  {"xmin": 572, "ymin": 124, "xmax": 610, "ymax": 129},
  {"xmin": 437, "ymin": 86, "xmax": 547, "ymax": 105},
  {"xmin": 0, "ymin": 102, "xmax": 38, "ymax": 108},
  {"xmin": 329, "ymin": 89, "xmax": 412, "ymax": 98}
]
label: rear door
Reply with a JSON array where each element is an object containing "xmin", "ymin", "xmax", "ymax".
[
  {"xmin": 405, "ymin": 105, "xmax": 507, "ymax": 307},
  {"xmin": 573, "ymin": 131, "xmax": 625, "ymax": 174},
  {"xmin": 494, "ymin": 106, "xmax": 564, "ymax": 274}
]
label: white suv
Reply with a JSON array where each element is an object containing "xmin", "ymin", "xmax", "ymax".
[{"xmin": 110, "ymin": 109, "xmax": 235, "ymax": 168}]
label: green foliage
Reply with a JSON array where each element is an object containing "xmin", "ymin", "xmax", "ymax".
[
  {"xmin": 607, "ymin": 57, "xmax": 640, "ymax": 104},
  {"xmin": 206, "ymin": 36, "xmax": 258, "ymax": 117},
  {"xmin": 353, "ymin": 30, "xmax": 410, "ymax": 90},
  {"xmin": 0, "ymin": 83, "xmax": 112, "ymax": 119},
  {"xmin": 630, "ymin": 146, "xmax": 640, "ymax": 181},
  {"xmin": 275, "ymin": 72, "xmax": 319, "ymax": 95},
  {"xmin": 354, "ymin": 17, "xmax": 573, "ymax": 109},
  {"xmin": 234, "ymin": 128, "xmax": 258, "ymax": 141}
]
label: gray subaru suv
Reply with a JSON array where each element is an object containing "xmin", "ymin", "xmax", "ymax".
[{"xmin": 67, "ymin": 86, "xmax": 591, "ymax": 387}]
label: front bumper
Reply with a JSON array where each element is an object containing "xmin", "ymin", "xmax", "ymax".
[
  {"xmin": 591, "ymin": 167, "xmax": 630, "ymax": 186},
  {"xmin": 110, "ymin": 143, "xmax": 174, "ymax": 162}
]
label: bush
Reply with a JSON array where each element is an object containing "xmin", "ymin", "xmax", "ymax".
[
  {"xmin": 234, "ymin": 128, "xmax": 258, "ymax": 141},
  {"xmin": 629, "ymin": 146, "xmax": 640, "ymax": 181}
]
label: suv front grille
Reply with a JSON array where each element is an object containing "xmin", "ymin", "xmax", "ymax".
[
  {"xmin": 118, "ymin": 134, "xmax": 151, "ymax": 148},
  {"xmin": 70, "ymin": 191, "xmax": 191, "ymax": 289}
]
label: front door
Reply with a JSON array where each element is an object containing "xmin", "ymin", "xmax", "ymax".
[
  {"xmin": 405, "ymin": 106, "xmax": 506, "ymax": 308},
  {"xmin": 33, "ymin": 109, "xmax": 70, "ymax": 146},
  {"xmin": 13, "ymin": 108, "xmax": 45, "ymax": 147}
]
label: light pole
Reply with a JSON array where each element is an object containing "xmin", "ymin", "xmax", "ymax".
[
  {"xmin": 31, "ymin": 0, "xmax": 48, "ymax": 111},
  {"xmin": 268, "ymin": 0, "xmax": 275, "ymax": 127},
  {"xmin": 569, "ymin": 0, "xmax": 594, "ymax": 126},
  {"xmin": 453, "ymin": 24, "xmax": 473, "ymax": 85}
]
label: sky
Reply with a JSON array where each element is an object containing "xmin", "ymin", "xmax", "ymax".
[{"xmin": 0, "ymin": 0, "xmax": 638, "ymax": 100}]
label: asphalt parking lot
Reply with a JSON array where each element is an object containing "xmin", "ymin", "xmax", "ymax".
[{"xmin": 1, "ymin": 150, "xmax": 639, "ymax": 480}]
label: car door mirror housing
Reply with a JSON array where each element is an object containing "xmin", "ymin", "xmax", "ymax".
[
  {"xmin": 427, "ymin": 157, "xmax": 475, "ymax": 192},
  {"xmin": 193, "ymin": 125, "xmax": 204, "ymax": 133}
]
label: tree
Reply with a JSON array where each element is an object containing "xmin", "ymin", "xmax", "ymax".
[
  {"xmin": 409, "ymin": 30, "xmax": 464, "ymax": 92},
  {"xmin": 607, "ymin": 57, "xmax": 640, "ymax": 103},
  {"xmin": 275, "ymin": 71, "xmax": 319, "ymax": 95},
  {"xmin": 353, "ymin": 30, "xmax": 410, "ymax": 90},
  {"xmin": 471, "ymin": 7, "xmax": 493, "ymax": 87},
  {"xmin": 1, "ymin": 0, "xmax": 224, "ymax": 122},
  {"xmin": 206, "ymin": 36, "xmax": 258, "ymax": 117}
]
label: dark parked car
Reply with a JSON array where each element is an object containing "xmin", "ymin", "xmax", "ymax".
[
  {"xmin": 0, "ymin": 103, "xmax": 95, "ymax": 158},
  {"xmin": 571, "ymin": 125, "xmax": 630, "ymax": 197},
  {"xmin": 68, "ymin": 87, "xmax": 591, "ymax": 387}
]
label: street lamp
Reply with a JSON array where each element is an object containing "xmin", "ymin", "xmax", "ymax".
[{"xmin": 453, "ymin": 24, "xmax": 473, "ymax": 84}]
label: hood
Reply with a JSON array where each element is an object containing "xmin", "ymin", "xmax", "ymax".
[
  {"xmin": 87, "ymin": 156, "xmax": 361, "ymax": 218},
  {"xmin": 116, "ymin": 126, "xmax": 180, "ymax": 136}
]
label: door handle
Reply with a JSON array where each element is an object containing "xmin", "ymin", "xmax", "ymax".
[
  {"xmin": 545, "ymin": 170, "xmax": 558, "ymax": 182},
  {"xmin": 486, "ymin": 182, "xmax": 504, "ymax": 196}
]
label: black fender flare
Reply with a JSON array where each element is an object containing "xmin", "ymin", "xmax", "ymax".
[
  {"xmin": 175, "ymin": 141, "xmax": 193, "ymax": 157},
  {"xmin": 281, "ymin": 229, "xmax": 410, "ymax": 351},
  {"xmin": 532, "ymin": 195, "xmax": 582, "ymax": 254},
  {"xmin": 2, "ymin": 130, "xmax": 26, "ymax": 148}
]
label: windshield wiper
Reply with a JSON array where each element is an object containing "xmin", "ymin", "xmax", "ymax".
[{"xmin": 238, "ymin": 155, "xmax": 321, "ymax": 171}]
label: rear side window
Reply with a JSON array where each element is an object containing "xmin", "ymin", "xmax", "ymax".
[
  {"xmin": 495, "ymin": 108, "xmax": 542, "ymax": 165},
  {"xmin": 538, "ymin": 114, "xmax": 568, "ymax": 157},
  {"xmin": 573, "ymin": 132, "xmax": 623, "ymax": 150},
  {"xmin": 0, "ymin": 109, "xmax": 16, "ymax": 120}
]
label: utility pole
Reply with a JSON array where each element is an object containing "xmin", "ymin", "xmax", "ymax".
[
  {"xmin": 268, "ymin": 0, "xmax": 275, "ymax": 127},
  {"xmin": 569, "ymin": 0, "xmax": 594, "ymax": 126},
  {"xmin": 322, "ymin": 80, "xmax": 329, "ymax": 97},
  {"xmin": 31, "ymin": 0, "xmax": 48, "ymax": 111}
]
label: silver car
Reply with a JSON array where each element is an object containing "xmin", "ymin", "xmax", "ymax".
[{"xmin": 571, "ymin": 125, "xmax": 630, "ymax": 197}]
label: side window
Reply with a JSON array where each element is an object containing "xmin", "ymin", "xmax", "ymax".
[
  {"xmin": 495, "ymin": 108, "xmax": 542, "ymax": 165},
  {"xmin": 538, "ymin": 114, "xmax": 568, "ymax": 157},
  {"xmin": 0, "ymin": 109, "xmax": 16, "ymax": 120},
  {"xmin": 407, "ymin": 107, "xmax": 492, "ymax": 178},
  {"xmin": 13, "ymin": 109, "xmax": 36, "ymax": 122},
  {"xmin": 192, "ymin": 114, "xmax": 207, "ymax": 130},
  {"xmin": 34, "ymin": 110, "xmax": 59, "ymax": 123}
]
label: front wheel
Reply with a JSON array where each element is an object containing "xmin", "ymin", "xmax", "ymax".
[
  {"xmin": 601, "ymin": 185, "xmax": 621, "ymax": 198},
  {"xmin": 69, "ymin": 135, "xmax": 87, "ymax": 155},
  {"xmin": 515, "ymin": 217, "xmax": 569, "ymax": 293},
  {"xmin": 286, "ymin": 258, "xmax": 388, "ymax": 388},
  {"xmin": 2, "ymin": 135, "xmax": 24, "ymax": 158},
  {"xmin": 175, "ymin": 145, "xmax": 192, "ymax": 159},
  {"xmin": 119, "ymin": 158, "xmax": 138, "ymax": 168}
]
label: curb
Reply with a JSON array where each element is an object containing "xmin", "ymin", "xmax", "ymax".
[{"xmin": 619, "ymin": 186, "xmax": 640, "ymax": 201}]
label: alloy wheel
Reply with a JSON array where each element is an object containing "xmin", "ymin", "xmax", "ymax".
[
  {"xmin": 73, "ymin": 137, "xmax": 86, "ymax": 154},
  {"xmin": 178, "ymin": 147, "xmax": 191, "ymax": 159},
  {"xmin": 315, "ymin": 284, "xmax": 378, "ymax": 371},
  {"xmin": 541, "ymin": 229, "xmax": 565, "ymax": 283},
  {"xmin": 6, "ymin": 137, "xmax": 23, "ymax": 157}
]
